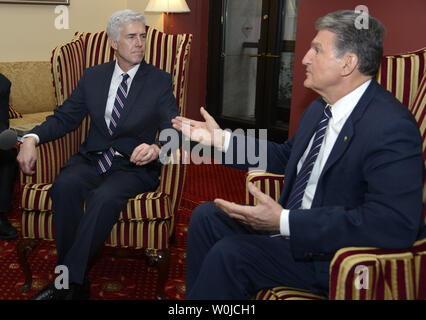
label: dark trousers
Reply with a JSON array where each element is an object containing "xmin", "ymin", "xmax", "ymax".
[
  {"xmin": 186, "ymin": 202, "xmax": 330, "ymax": 299},
  {"xmin": 0, "ymin": 148, "xmax": 17, "ymax": 213},
  {"xmin": 49, "ymin": 154, "xmax": 158, "ymax": 284}
]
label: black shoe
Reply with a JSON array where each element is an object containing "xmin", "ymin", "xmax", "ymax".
[
  {"xmin": 30, "ymin": 279, "xmax": 91, "ymax": 300},
  {"xmin": 30, "ymin": 283, "xmax": 57, "ymax": 300},
  {"xmin": 63, "ymin": 280, "xmax": 91, "ymax": 300},
  {"xmin": 0, "ymin": 213, "xmax": 18, "ymax": 240}
]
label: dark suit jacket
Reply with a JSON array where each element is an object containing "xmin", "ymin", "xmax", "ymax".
[
  {"xmin": 226, "ymin": 79, "xmax": 425, "ymax": 261},
  {"xmin": 0, "ymin": 73, "xmax": 11, "ymax": 132},
  {"xmin": 31, "ymin": 61, "xmax": 179, "ymax": 185}
]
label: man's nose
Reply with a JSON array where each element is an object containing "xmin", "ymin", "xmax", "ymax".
[
  {"xmin": 135, "ymin": 37, "xmax": 143, "ymax": 47},
  {"xmin": 302, "ymin": 50, "xmax": 311, "ymax": 66}
]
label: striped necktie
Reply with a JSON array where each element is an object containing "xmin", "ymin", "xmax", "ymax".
[
  {"xmin": 285, "ymin": 104, "xmax": 332, "ymax": 210},
  {"xmin": 97, "ymin": 73, "xmax": 130, "ymax": 174}
]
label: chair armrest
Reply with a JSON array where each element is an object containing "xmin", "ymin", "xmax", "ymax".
[
  {"xmin": 245, "ymin": 172, "xmax": 284, "ymax": 205},
  {"xmin": 19, "ymin": 125, "xmax": 85, "ymax": 185},
  {"xmin": 158, "ymin": 148, "xmax": 188, "ymax": 218},
  {"xmin": 329, "ymin": 238, "xmax": 426, "ymax": 300}
]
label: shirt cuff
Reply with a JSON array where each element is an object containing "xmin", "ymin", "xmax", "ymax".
[
  {"xmin": 222, "ymin": 130, "xmax": 231, "ymax": 153},
  {"xmin": 280, "ymin": 209, "xmax": 290, "ymax": 237},
  {"xmin": 22, "ymin": 133, "xmax": 40, "ymax": 145}
]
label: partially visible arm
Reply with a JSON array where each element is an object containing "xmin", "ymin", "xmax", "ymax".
[
  {"xmin": 289, "ymin": 117, "xmax": 424, "ymax": 259},
  {"xmin": 30, "ymin": 71, "xmax": 89, "ymax": 144},
  {"xmin": 17, "ymin": 136, "xmax": 38, "ymax": 175},
  {"xmin": 17, "ymin": 71, "xmax": 89, "ymax": 174},
  {"xmin": 0, "ymin": 74, "xmax": 11, "ymax": 132}
]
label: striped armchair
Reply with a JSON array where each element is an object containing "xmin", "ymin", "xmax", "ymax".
[
  {"xmin": 16, "ymin": 27, "xmax": 192, "ymax": 300},
  {"xmin": 252, "ymin": 47, "xmax": 426, "ymax": 300}
]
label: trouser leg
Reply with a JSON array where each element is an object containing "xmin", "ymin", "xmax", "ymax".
[
  {"xmin": 0, "ymin": 148, "xmax": 17, "ymax": 213},
  {"xmin": 49, "ymin": 158, "xmax": 102, "ymax": 265},
  {"xmin": 62, "ymin": 160, "xmax": 158, "ymax": 284},
  {"xmin": 186, "ymin": 201, "xmax": 327, "ymax": 299}
]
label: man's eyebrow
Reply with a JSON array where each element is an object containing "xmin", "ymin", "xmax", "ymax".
[
  {"xmin": 127, "ymin": 32, "xmax": 146, "ymax": 36},
  {"xmin": 311, "ymin": 41, "xmax": 322, "ymax": 48}
]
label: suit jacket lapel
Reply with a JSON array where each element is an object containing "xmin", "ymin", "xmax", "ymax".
[
  {"xmin": 95, "ymin": 61, "xmax": 115, "ymax": 135},
  {"xmin": 320, "ymin": 79, "xmax": 379, "ymax": 177},
  {"xmin": 115, "ymin": 61, "xmax": 149, "ymax": 134}
]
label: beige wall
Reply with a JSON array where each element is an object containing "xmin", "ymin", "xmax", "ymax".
[
  {"xmin": 0, "ymin": 0, "xmax": 163, "ymax": 62},
  {"xmin": 127, "ymin": 0, "xmax": 163, "ymax": 32}
]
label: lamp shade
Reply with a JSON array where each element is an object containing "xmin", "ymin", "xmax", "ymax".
[{"xmin": 145, "ymin": 0, "xmax": 191, "ymax": 13}]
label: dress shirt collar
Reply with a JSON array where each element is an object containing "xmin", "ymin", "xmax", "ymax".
[
  {"xmin": 329, "ymin": 79, "xmax": 372, "ymax": 125},
  {"xmin": 113, "ymin": 61, "xmax": 140, "ymax": 83}
]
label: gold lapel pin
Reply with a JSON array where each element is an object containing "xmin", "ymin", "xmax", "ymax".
[{"xmin": 344, "ymin": 136, "xmax": 348, "ymax": 142}]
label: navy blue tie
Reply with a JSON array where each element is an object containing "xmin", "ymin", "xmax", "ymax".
[
  {"xmin": 97, "ymin": 73, "xmax": 130, "ymax": 174},
  {"xmin": 285, "ymin": 104, "xmax": 332, "ymax": 210}
]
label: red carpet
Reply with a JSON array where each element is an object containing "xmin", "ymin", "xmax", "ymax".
[
  {"xmin": 181, "ymin": 161, "xmax": 247, "ymax": 210},
  {"xmin": 0, "ymin": 162, "xmax": 246, "ymax": 300}
]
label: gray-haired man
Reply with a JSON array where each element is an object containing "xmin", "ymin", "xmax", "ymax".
[
  {"xmin": 173, "ymin": 10, "xmax": 424, "ymax": 299},
  {"xmin": 18, "ymin": 9, "xmax": 179, "ymax": 300}
]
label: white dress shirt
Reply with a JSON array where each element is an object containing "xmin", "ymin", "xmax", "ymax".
[
  {"xmin": 223, "ymin": 79, "xmax": 372, "ymax": 237},
  {"xmin": 105, "ymin": 62, "xmax": 140, "ymax": 128}
]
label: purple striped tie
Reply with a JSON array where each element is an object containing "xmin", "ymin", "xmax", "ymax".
[
  {"xmin": 97, "ymin": 73, "xmax": 130, "ymax": 174},
  {"xmin": 285, "ymin": 104, "xmax": 332, "ymax": 210}
]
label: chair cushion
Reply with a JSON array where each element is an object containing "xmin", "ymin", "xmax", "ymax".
[
  {"xmin": 21, "ymin": 211, "xmax": 171, "ymax": 250},
  {"xmin": 21, "ymin": 184, "xmax": 174, "ymax": 250},
  {"xmin": 21, "ymin": 183, "xmax": 173, "ymax": 220},
  {"xmin": 255, "ymin": 286, "xmax": 325, "ymax": 300},
  {"xmin": 21, "ymin": 210, "xmax": 54, "ymax": 240},
  {"xmin": 376, "ymin": 47, "xmax": 426, "ymax": 108},
  {"xmin": 105, "ymin": 220, "xmax": 171, "ymax": 249}
]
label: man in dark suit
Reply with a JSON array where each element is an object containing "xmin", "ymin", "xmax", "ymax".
[
  {"xmin": 17, "ymin": 9, "xmax": 179, "ymax": 300},
  {"xmin": 172, "ymin": 10, "xmax": 425, "ymax": 299},
  {"xmin": 0, "ymin": 73, "xmax": 18, "ymax": 240}
]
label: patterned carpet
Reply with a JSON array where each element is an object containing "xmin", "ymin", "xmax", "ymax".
[{"xmin": 0, "ymin": 162, "xmax": 246, "ymax": 300}]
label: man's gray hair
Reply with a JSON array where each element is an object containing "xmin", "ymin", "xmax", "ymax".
[
  {"xmin": 316, "ymin": 10, "xmax": 386, "ymax": 76},
  {"xmin": 107, "ymin": 9, "xmax": 146, "ymax": 40}
]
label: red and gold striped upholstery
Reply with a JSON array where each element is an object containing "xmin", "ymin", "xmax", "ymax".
[
  {"xmin": 19, "ymin": 28, "xmax": 192, "ymax": 253},
  {"xmin": 73, "ymin": 31, "xmax": 115, "ymax": 69},
  {"xmin": 250, "ymin": 48, "xmax": 426, "ymax": 300},
  {"xmin": 376, "ymin": 47, "xmax": 426, "ymax": 108},
  {"xmin": 410, "ymin": 73, "xmax": 426, "ymax": 220},
  {"xmin": 50, "ymin": 38, "xmax": 85, "ymax": 106},
  {"xmin": 254, "ymin": 286, "xmax": 325, "ymax": 300},
  {"xmin": 9, "ymin": 104, "xmax": 23, "ymax": 119},
  {"xmin": 329, "ymin": 238, "xmax": 426, "ymax": 300}
]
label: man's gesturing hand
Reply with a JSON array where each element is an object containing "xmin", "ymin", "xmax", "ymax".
[
  {"xmin": 172, "ymin": 107, "xmax": 225, "ymax": 148},
  {"xmin": 214, "ymin": 182, "xmax": 282, "ymax": 231}
]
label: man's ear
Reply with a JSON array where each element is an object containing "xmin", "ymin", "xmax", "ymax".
[
  {"xmin": 109, "ymin": 38, "xmax": 118, "ymax": 51},
  {"xmin": 341, "ymin": 52, "xmax": 359, "ymax": 76}
]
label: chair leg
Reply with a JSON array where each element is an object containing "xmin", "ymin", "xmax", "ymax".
[
  {"xmin": 145, "ymin": 248, "xmax": 171, "ymax": 300},
  {"xmin": 16, "ymin": 238, "xmax": 38, "ymax": 293}
]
